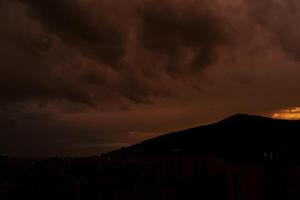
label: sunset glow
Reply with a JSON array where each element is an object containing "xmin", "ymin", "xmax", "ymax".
[{"xmin": 272, "ymin": 107, "xmax": 300, "ymax": 120}]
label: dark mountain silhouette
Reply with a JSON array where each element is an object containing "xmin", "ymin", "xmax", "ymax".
[
  {"xmin": 3, "ymin": 114, "xmax": 300, "ymax": 200},
  {"xmin": 116, "ymin": 114, "xmax": 300, "ymax": 163}
]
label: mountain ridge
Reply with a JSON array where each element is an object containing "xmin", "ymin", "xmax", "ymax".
[{"xmin": 113, "ymin": 114, "xmax": 300, "ymax": 158}]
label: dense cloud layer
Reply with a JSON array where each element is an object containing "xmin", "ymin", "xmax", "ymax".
[
  {"xmin": 138, "ymin": 0, "xmax": 225, "ymax": 73},
  {"xmin": 0, "ymin": 0, "xmax": 229, "ymax": 106},
  {"xmin": 17, "ymin": 0, "xmax": 126, "ymax": 65},
  {"xmin": 1, "ymin": 0, "xmax": 300, "ymax": 156}
]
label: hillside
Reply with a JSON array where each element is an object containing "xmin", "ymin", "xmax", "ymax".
[{"xmin": 116, "ymin": 114, "xmax": 300, "ymax": 162}]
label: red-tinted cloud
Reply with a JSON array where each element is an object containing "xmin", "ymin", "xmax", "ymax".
[{"xmin": 1, "ymin": 0, "xmax": 300, "ymax": 156}]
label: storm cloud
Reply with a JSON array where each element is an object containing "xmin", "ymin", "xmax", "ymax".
[
  {"xmin": 138, "ymin": 0, "xmax": 226, "ymax": 73},
  {"xmin": 1, "ymin": 0, "xmax": 300, "ymax": 156},
  {"xmin": 15, "ymin": 0, "xmax": 126, "ymax": 65},
  {"xmin": 1, "ymin": 0, "xmax": 230, "ymax": 106}
]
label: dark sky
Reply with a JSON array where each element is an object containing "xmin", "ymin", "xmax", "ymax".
[{"xmin": 1, "ymin": 0, "xmax": 300, "ymax": 156}]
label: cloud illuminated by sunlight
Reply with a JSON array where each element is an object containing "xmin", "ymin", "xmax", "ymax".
[{"xmin": 272, "ymin": 107, "xmax": 300, "ymax": 120}]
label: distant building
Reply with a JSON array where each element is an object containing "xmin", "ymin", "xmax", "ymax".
[
  {"xmin": 0, "ymin": 180, "xmax": 9, "ymax": 200},
  {"xmin": 0, "ymin": 155, "xmax": 8, "ymax": 177}
]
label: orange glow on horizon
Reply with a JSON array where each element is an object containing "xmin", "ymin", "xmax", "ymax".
[{"xmin": 272, "ymin": 107, "xmax": 300, "ymax": 120}]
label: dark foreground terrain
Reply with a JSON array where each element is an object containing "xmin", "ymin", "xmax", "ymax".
[{"xmin": 1, "ymin": 114, "xmax": 300, "ymax": 200}]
